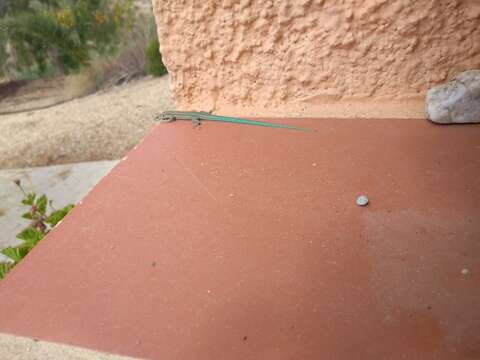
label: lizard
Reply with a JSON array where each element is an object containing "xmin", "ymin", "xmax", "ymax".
[{"xmin": 155, "ymin": 111, "xmax": 309, "ymax": 131}]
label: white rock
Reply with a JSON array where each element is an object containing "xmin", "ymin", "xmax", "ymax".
[{"xmin": 426, "ymin": 70, "xmax": 480, "ymax": 124}]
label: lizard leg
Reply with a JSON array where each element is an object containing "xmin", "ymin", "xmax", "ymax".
[{"xmin": 192, "ymin": 118, "xmax": 201, "ymax": 128}]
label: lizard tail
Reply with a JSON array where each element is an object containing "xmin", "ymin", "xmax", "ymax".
[{"xmin": 206, "ymin": 114, "xmax": 310, "ymax": 132}]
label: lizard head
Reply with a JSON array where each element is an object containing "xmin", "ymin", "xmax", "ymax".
[{"xmin": 155, "ymin": 113, "xmax": 175, "ymax": 122}]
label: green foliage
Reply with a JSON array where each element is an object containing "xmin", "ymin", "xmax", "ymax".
[
  {"xmin": 0, "ymin": 181, "xmax": 74, "ymax": 280},
  {"xmin": 36, "ymin": 194, "xmax": 48, "ymax": 215},
  {"xmin": 22, "ymin": 192, "xmax": 36, "ymax": 205},
  {"xmin": 16, "ymin": 227, "xmax": 45, "ymax": 246},
  {"xmin": 45, "ymin": 204, "xmax": 74, "ymax": 227},
  {"xmin": 0, "ymin": 0, "xmax": 134, "ymax": 78},
  {"xmin": 1, "ymin": 246, "xmax": 29, "ymax": 262},
  {"xmin": 0, "ymin": 263, "xmax": 14, "ymax": 279},
  {"xmin": 145, "ymin": 38, "xmax": 167, "ymax": 77}
]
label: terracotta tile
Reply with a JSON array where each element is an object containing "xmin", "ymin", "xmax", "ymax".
[{"xmin": 0, "ymin": 119, "xmax": 479, "ymax": 359}]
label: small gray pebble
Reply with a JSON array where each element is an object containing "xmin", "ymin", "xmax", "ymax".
[{"xmin": 356, "ymin": 195, "xmax": 369, "ymax": 206}]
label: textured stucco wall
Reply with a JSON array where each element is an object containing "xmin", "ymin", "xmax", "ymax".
[{"xmin": 153, "ymin": 0, "xmax": 480, "ymax": 118}]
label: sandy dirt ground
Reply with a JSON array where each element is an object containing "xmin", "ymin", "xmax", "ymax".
[
  {"xmin": 0, "ymin": 333, "xmax": 138, "ymax": 359},
  {"xmin": 0, "ymin": 77, "xmax": 75, "ymax": 114},
  {"xmin": 0, "ymin": 75, "xmax": 174, "ymax": 169}
]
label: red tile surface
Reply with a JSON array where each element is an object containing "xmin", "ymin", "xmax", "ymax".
[{"xmin": 0, "ymin": 119, "xmax": 479, "ymax": 359}]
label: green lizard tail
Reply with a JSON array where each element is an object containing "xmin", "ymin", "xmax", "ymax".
[{"xmin": 205, "ymin": 114, "xmax": 310, "ymax": 131}]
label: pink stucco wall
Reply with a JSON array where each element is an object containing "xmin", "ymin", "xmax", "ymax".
[{"xmin": 153, "ymin": 0, "xmax": 480, "ymax": 118}]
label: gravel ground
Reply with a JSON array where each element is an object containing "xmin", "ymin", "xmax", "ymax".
[{"xmin": 0, "ymin": 75, "xmax": 174, "ymax": 169}]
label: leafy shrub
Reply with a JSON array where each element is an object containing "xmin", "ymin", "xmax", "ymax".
[
  {"xmin": 0, "ymin": 181, "xmax": 74, "ymax": 280},
  {"xmin": 0, "ymin": 0, "xmax": 134, "ymax": 78},
  {"xmin": 145, "ymin": 38, "xmax": 167, "ymax": 77}
]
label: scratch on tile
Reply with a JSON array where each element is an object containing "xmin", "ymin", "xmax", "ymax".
[{"xmin": 176, "ymin": 157, "xmax": 217, "ymax": 201}]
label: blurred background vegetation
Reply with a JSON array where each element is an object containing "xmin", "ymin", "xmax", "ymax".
[{"xmin": 0, "ymin": 0, "xmax": 167, "ymax": 91}]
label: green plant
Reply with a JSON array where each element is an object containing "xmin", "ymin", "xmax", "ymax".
[
  {"xmin": 0, "ymin": 0, "xmax": 134, "ymax": 78},
  {"xmin": 0, "ymin": 180, "xmax": 74, "ymax": 279},
  {"xmin": 145, "ymin": 38, "xmax": 167, "ymax": 77}
]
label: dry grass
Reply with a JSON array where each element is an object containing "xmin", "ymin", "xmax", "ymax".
[
  {"xmin": 64, "ymin": 72, "xmax": 97, "ymax": 98},
  {"xmin": 92, "ymin": 14, "xmax": 156, "ymax": 89}
]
